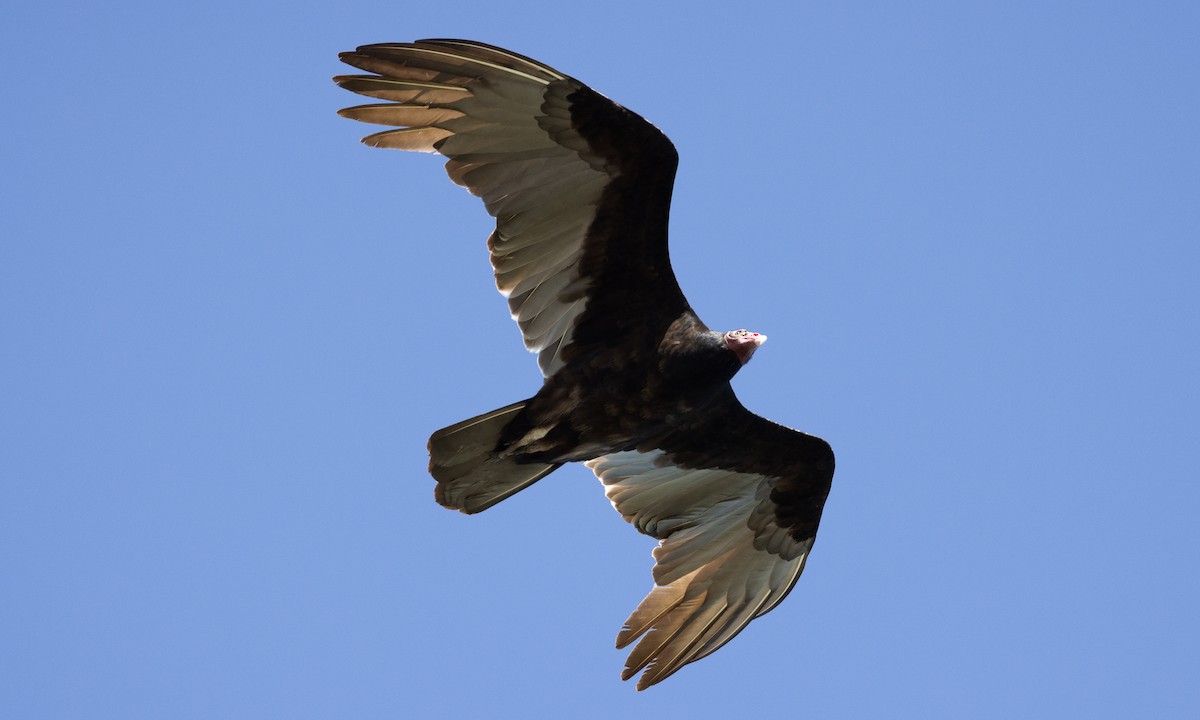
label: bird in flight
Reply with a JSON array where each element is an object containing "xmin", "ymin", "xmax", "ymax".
[{"xmin": 334, "ymin": 39, "xmax": 835, "ymax": 690}]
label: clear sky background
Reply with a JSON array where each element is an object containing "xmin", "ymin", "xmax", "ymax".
[{"xmin": 4, "ymin": 1, "xmax": 1199, "ymax": 718}]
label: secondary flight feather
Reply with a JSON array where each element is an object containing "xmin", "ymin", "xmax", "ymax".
[{"xmin": 334, "ymin": 39, "xmax": 835, "ymax": 690}]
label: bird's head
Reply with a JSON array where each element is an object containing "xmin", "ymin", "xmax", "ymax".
[{"xmin": 723, "ymin": 329, "xmax": 767, "ymax": 365}]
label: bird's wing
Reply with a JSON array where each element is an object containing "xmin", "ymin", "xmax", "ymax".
[
  {"xmin": 586, "ymin": 393, "xmax": 835, "ymax": 690},
  {"xmin": 335, "ymin": 39, "xmax": 688, "ymax": 376}
]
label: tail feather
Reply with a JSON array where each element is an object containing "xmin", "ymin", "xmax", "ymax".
[{"xmin": 428, "ymin": 400, "xmax": 561, "ymax": 513}]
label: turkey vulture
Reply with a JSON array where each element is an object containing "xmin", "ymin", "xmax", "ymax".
[{"xmin": 334, "ymin": 39, "xmax": 835, "ymax": 690}]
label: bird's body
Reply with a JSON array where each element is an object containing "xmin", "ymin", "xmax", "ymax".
[
  {"xmin": 501, "ymin": 313, "xmax": 740, "ymax": 463},
  {"xmin": 335, "ymin": 39, "xmax": 834, "ymax": 689}
]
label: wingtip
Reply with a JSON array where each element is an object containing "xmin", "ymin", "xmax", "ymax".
[
  {"xmin": 630, "ymin": 665, "xmax": 665, "ymax": 691},
  {"xmin": 614, "ymin": 627, "xmax": 636, "ymax": 650}
]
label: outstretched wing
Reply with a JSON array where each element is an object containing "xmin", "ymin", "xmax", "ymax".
[
  {"xmin": 335, "ymin": 39, "xmax": 689, "ymax": 376},
  {"xmin": 587, "ymin": 392, "xmax": 835, "ymax": 690}
]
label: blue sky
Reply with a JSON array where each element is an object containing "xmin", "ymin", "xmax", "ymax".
[{"xmin": 4, "ymin": 1, "xmax": 1199, "ymax": 717}]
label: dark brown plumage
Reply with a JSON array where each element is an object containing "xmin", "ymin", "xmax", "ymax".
[{"xmin": 335, "ymin": 39, "xmax": 834, "ymax": 690}]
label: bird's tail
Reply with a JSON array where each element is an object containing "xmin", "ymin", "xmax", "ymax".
[{"xmin": 427, "ymin": 400, "xmax": 562, "ymax": 513}]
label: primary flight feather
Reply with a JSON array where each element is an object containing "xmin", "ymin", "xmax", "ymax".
[{"xmin": 334, "ymin": 39, "xmax": 835, "ymax": 690}]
